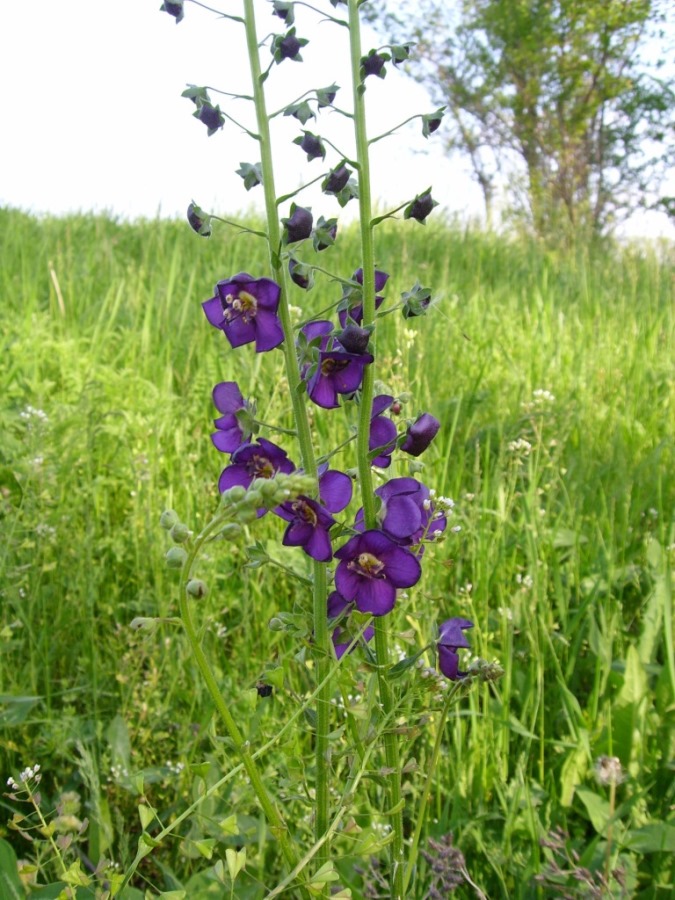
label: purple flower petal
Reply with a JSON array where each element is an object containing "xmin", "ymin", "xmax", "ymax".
[
  {"xmin": 319, "ymin": 469, "xmax": 352, "ymax": 513},
  {"xmin": 213, "ymin": 382, "xmax": 244, "ymax": 414}
]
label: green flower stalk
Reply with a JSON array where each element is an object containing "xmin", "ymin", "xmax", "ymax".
[
  {"xmin": 240, "ymin": 0, "xmax": 332, "ymax": 869},
  {"xmin": 347, "ymin": 2, "xmax": 405, "ymax": 896}
]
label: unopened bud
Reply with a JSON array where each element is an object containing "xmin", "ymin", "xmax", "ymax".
[
  {"xmin": 269, "ymin": 617, "xmax": 285, "ymax": 631},
  {"xmin": 165, "ymin": 546, "xmax": 188, "ymax": 569},
  {"xmin": 186, "ymin": 579, "xmax": 208, "ymax": 599},
  {"xmin": 160, "ymin": 509, "xmax": 180, "ymax": 530},
  {"xmin": 170, "ymin": 522, "xmax": 190, "ymax": 543}
]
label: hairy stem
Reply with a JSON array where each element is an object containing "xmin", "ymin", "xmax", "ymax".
[
  {"xmin": 347, "ymin": 2, "xmax": 405, "ymax": 896},
  {"xmin": 241, "ymin": 0, "xmax": 331, "ymax": 870}
]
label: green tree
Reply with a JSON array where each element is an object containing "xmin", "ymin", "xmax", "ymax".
[{"xmin": 370, "ymin": 0, "xmax": 675, "ymax": 238}]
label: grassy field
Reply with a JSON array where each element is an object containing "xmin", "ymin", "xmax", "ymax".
[{"xmin": 1, "ymin": 205, "xmax": 674, "ymax": 897}]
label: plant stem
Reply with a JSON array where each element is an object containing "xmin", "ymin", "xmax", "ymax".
[
  {"xmin": 177, "ymin": 517, "xmax": 304, "ymax": 881},
  {"xmin": 241, "ymin": 0, "xmax": 331, "ymax": 870},
  {"xmin": 347, "ymin": 3, "xmax": 405, "ymax": 896},
  {"xmin": 403, "ymin": 685, "xmax": 461, "ymax": 893}
]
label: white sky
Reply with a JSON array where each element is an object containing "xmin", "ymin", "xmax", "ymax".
[{"xmin": 1, "ymin": 0, "xmax": 673, "ymax": 239}]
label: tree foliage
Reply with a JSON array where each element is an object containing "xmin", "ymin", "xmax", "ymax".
[{"xmin": 369, "ymin": 0, "xmax": 675, "ymax": 237}]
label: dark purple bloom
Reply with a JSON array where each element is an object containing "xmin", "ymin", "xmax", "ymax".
[
  {"xmin": 288, "ymin": 258, "xmax": 313, "ymax": 290},
  {"xmin": 369, "ymin": 395, "xmax": 397, "ymax": 468},
  {"xmin": 202, "ymin": 273, "xmax": 284, "ymax": 353},
  {"xmin": 218, "ymin": 438, "xmax": 295, "ymax": 507},
  {"xmin": 332, "ymin": 623, "xmax": 375, "ymax": 659},
  {"xmin": 336, "ymin": 322, "xmax": 371, "ymax": 355},
  {"xmin": 322, "ymin": 165, "xmax": 351, "ymax": 195},
  {"xmin": 282, "ymin": 205, "xmax": 313, "ymax": 243},
  {"xmin": 334, "ymin": 530, "xmax": 422, "ymax": 616},
  {"xmin": 187, "ymin": 202, "xmax": 211, "ymax": 237},
  {"xmin": 437, "ymin": 617, "xmax": 474, "ymax": 680},
  {"xmin": 272, "ymin": 0, "xmax": 294, "ymax": 23},
  {"xmin": 355, "ymin": 477, "xmax": 446, "ymax": 548},
  {"xmin": 160, "ymin": 1, "xmax": 184, "ymax": 23},
  {"xmin": 361, "ymin": 50, "xmax": 388, "ymax": 79},
  {"xmin": 195, "ymin": 102, "xmax": 225, "ymax": 135},
  {"xmin": 306, "ymin": 346, "xmax": 373, "ymax": 409},
  {"xmin": 275, "ymin": 468, "xmax": 352, "ymax": 561},
  {"xmin": 272, "ymin": 29, "xmax": 307, "ymax": 63},
  {"xmin": 294, "ymin": 131, "xmax": 326, "ymax": 162},
  {"xmin": 313, "ymin": 216, "xmax": 338, "ymax": 251},
  {"xmin": 401, "ymin": 413, "xmax": 440, "ymax": 457},
  {"xmin": 354, "ymin": 268, "xmax": 390, "ymax": 293},
  {"xmin": 404, "ymin": 190, "xmax": 438, "ymax": 224},
  {"xmin": 211, "ymin": 382, "xmax": 252, "ymax": 453}
]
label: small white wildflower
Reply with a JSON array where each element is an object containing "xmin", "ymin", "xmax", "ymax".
[
  {"xmin": 594, "ymin": 755, "xmax": 624, "ymax": 786},
  {"xmin": 508, "ymin": 438, "xmax": 532, "ymax": 456},
  {"xmin": 423, "ymin": 498, "xmax": 432, "ymax": 511},
  {"xmin": 450, "ymin": 525, "xmax": 462, "ymax": 533}
]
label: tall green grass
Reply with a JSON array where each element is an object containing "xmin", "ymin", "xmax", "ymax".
[{"xmin": 1, "ymin": 207, "xmax": 673, "ymax": 897}]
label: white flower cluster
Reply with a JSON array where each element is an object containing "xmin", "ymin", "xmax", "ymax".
[
  {"xmin": 516, "ymin": 573, "xmax": 534, "ymax": 590},
  {"xmin": 165, "ymin": 760, "xmax": 185, "ymax": 776},
  {"xmin": 522, "ymin": 389, "xmax": 556, "ymax": 412},
  {"xmin": 20, "ymin": 405, "xmax": 49, "ymax": 423},
  {"xmin": 7, "ymin": 763, "xmax": 41, "ymax": 791},
  {"xmin": 508, "ymin": 438, "xmax": 532, "ymax": 456}
]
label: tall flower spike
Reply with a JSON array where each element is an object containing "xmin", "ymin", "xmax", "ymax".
[
  {"xmin": 202, "ymin": 273, "xmax": 284, "ymax": 353},
  {"xmin": 437, "ymin": 617, "xmax": 474, "ymax": 680}
]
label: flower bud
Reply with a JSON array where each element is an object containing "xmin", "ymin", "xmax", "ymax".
[
  {"xmin": 288, "ymin": 257, "xmax": 314, "ymax": 290},
  {"xmin": 282, "ymin": 205, "xmax": 313, "ymax": 243},
  {"xmin": 272, "ymin": 0, "xmax": 294, "ymax": 23},
  {"xmin": 222, "ymin": 485, "xmax": 247, "ymax": 505},
  {"xmin": 294, "ymin": 131, "xmax": 326, "ymax": 162},
  {"xmin": 187, "ymin": 202, "xmax": 212, "ymax": 238},
  {"xmin": 313, "ymin": 216, "xmax": 338, "ymax": 251},
  {"xmin": 165, "ymin": 546, "xmax": 188, "ymax": 569},
  {"xmin": 336, "ymin": 322, "xmax": 371, "ymax": 355},
  {"xmin": 269, "ymin": 617, "xmax": 285, "ymax": 631},
  {"xmin": 322, "ymin": 165, "xmax": 351, "ymax": 195},
  {"xmin": 361, "ymin": 50, "xmax": 389, "ymax": 80},
  {"xmin": 159, "ymin": 509, "xmax": 180, "ymax": 530},
  {"xmin": 272, "ymin": 28, "xmax": 307, "ymax": 63},
  {"xmin": 401, "ymin": 413, "xmax": 440, "ymax": 457},
  {"xmin": 186, "ymin": 579, "xmax": 208, "ymax": 599},
  {"xmin": 160, "ymin": 1, "xmax": 184, "ymax": 23},
  {"xmin": 130, "ymin": 617, "xmax": 160, "ymax": 632},
  {"xmin": 194, "ymin": 102, "xmax": 225, "ymax": 136},
  {"xmin": 245, "ymin": 489, "xmax": 264, "ymax": 508},
  {"xmin": 170, "ymin": 522, "xmax": 190, "ymax": 543},
  {"xmin": 404, "ymin": 190, "xmax": 438, "ymax": 224}
]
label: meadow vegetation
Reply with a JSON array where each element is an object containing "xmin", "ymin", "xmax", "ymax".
[{"xmin": 1, "ymin": 206, "xmax": 673, "ymax": 896}]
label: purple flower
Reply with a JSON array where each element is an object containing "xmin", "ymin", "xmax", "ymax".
[
  {"xmin": 322, "ymin": 165, "xmax": 351, "ymax": 195},
  {"xmin": 282, "ymin": 205, "xmax": 313, "ymax": 243},
  {"xmin": 211, "ymin": 382, "xmax": 252, "ymax": 453},
  {"xmin": 160, "ymin": 1, "xmax": 184, "ymax": 23},
  {"xmin": 288, "ymin": 258, "xmax": 313, "ymax": 290},
  {"xmin": 361, "ymin": 50, "xmax": 388, "ymax": 79},
  {"xmin": 275, "ymin": 468, "xmax": 352, "ymax": 561},
  {"xmin": 294, "ymin": 131, "xmax": 326, "ymax": 162},
  {"xmin": 404, "ymin": 190, "xmax": 438, "ymax": 224},
  {"xmin": 437, "ymin": 617, "xmax": 474, "ymax": 680},
  {"xmin": 335, "ymin": 322, "xmax": 371, "ymax": 355},
  {"xmin": 354, "ymin": 268, "xmax": 390, "ymax": 293},
  {"xmin": 272, "ymin": 28, "xmax": 308, "ymax": 63},
  {"xmin": 195, "ymin": 102, "xmax": 225, "ymax": 135},
  {"xmin": 401, "ymin": 413, "xmax": 440, "ymax": 457},
  {"xmin": 355, "ymin": 477, "xmax": 446, "ymax": 548},
  {"xmin": 218, "ymin": 438, "xmax": 295, "ymax": 507},
  {"xmin": 307, "ymin": 347, "xmax": 373, "ymax": 409},
  {"xmin": 202, "ymin": 273, "xmax": 284, "ymax": 353},
  {"xmin": 334, "ymin": 530, "xmax": 421, "ymax": 616},
  {"xmin": 187, "ymin": 202, "xmax": 211, "ymax": 237},
  {"xmin": 369, "ymin": 395, "xmax": 397, "ymax": 468}
]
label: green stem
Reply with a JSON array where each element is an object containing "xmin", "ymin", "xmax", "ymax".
[
  {"xmin": 178, "ymin": 518, "xmax": 303, "ymax": 879},
  {"xmin": 403, "ymin": 685, "xmax": 461, "ymax": 893},
  {"xmin": 241, "ymin": 0, "xmax": 331, "ymax": 869},
  {"xmin": 347, "ymin": 3, "xmax": 405, "ymax": 896}
]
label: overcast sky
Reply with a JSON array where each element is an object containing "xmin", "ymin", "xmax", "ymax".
[{"xmin": 1, "ymin": 0, "xmax": 673, "ymax": 239}]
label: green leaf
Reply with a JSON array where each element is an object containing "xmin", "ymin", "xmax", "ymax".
[
  {"xmin": 625, "ymin": 823, "xmax": 675, "ymax": 853},
  {"xmin": 0, "ymin": 695, "xmax": 40, "ymax": 727},
  {"xmin": 560, "ymin": 740, "xmax": 589, "ymax": 807},
  {"xmin": 576, "ymin": 786, "xmax": 611, "ymax": 834},
  {"xmin": 225, "ymin": 847, "xmax": 246, "ymax": 881},
  {"xmin": 138, "ymin": 804, "xmax": 156, "ymax": 830},
  {"xmin": 0, "ymin": 837, "xmax": 25, "ymax": 899}
]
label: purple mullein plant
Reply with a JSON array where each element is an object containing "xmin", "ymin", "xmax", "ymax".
[
  {"xmin": 275, "ymin": 467, "xmax": 352, "ymax": 562},
  {"xmin": 202, "ymin": 273, "xmax": 284, "ymax": 352},
  {"xmin": 437, "ymin": 617, "xmax": 474, "ymax": 680},
  {"xmin": 334, "ymin": 529, "xmax": 422, "ymax": 616}
]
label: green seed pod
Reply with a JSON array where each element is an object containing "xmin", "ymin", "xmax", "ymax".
[
  {"xmin": 268, "ymin": 617, "xmax": 285, "ymax": 631},
  {"xmin": 159, "ymin": 509, "xmax": 180, "ymax": 530},
  {"xmin": 245, "ymin": 489, "xmax": 263, "ymax": 508},
  {"xmin": 223, "ymin": 486, "xmax": 247, "ymax": 504},
  {"xmin": 235, "ymin": 507, "xmax": 258, "ymax": 524},
  {"xmin": 165, "ymin": 546, "xmax": 188, "ymax": 569},
  {"xmin": 170, "ymin": 522, "xmax": 190, "ymax": 543},
  {"xmin": 186, "ymin": 579, "xmax": 208, "ymax": 599}
]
